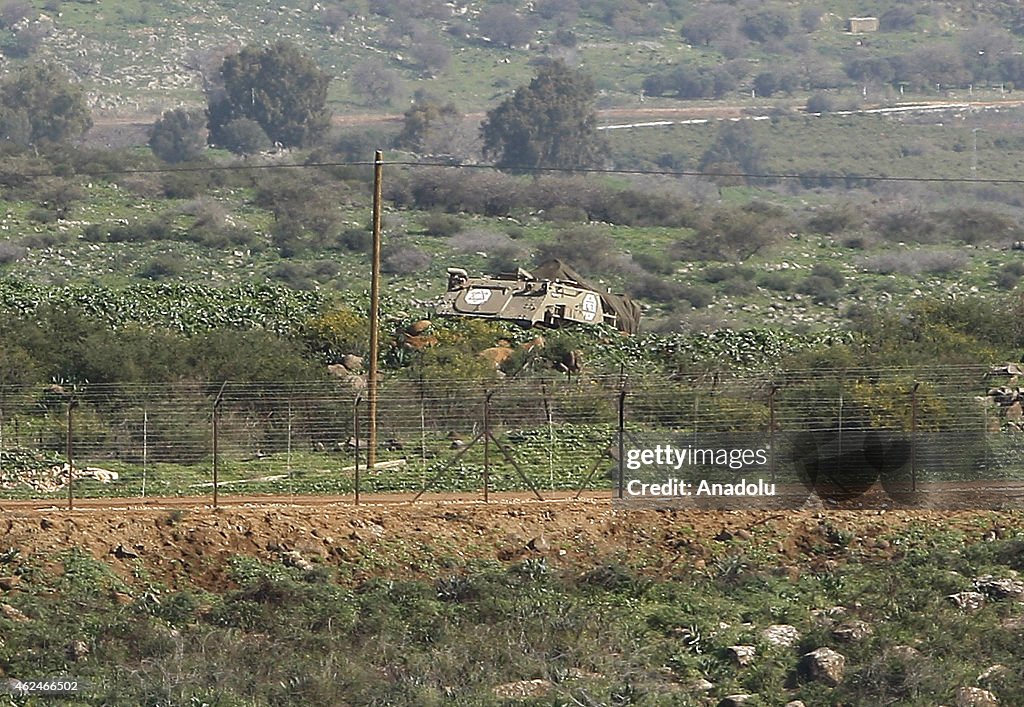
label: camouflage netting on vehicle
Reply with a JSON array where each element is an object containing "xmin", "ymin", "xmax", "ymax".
[{"xmin": 532, "ymin": 259, "xmax": 642, "ymax": 334}]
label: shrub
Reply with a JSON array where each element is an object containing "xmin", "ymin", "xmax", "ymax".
[
  {"xmin": 721, "ymin": 277, "xmax": 756, "ymax": 296},
  {"xmin": 219, "ymin": 117, "xmax": 272, "ymax": 156},
  {"xmin": 381, "ymin": 244, "xmax": 431, "ymax": 273},
  {"xmin": 702, "ymin": 265, "xmax": 755, "ymax": 284},
  {"xmin": 540, "ymin": 204, "xmax": 588, "ymax": 223},
  {"xmin": 535, "ymin": 226, "xmax": 622, "ymax": 275},
  {"xmin": 997, "ymin": 270, "xmax": 1020, "ymax": 291},
  {"xmin": 806, "ymin": 204, "xmax": 863, "ymax": 235},
  {"xmin": 139, "ymin": 253, "xmax": 186, "ymax": 280},
  {"xmin": 798, "ymin": 275, "xmax": 840, "ymax": 304},
  {"xmin": 632, "ymin": 251, "xmax": 675, "ymax": 275},
  {"xmin": 26, "ymin": 207, "xmax": 57, "ymax": 223},
  {"xmin": 270, "ymin": 262, "xmax": 315, "ymax": 290},
  {"xmin": 340, "ymin": 228, "xmax": 371, "ymax": 253},
  {"xmin": 0, "ymin": 238, "xmax": 25, "ymax": 264},
  {"xmin": 161, "ymin": 170, "xmax": 214, "ymax": 199},
  {"xmin": 859, "ymin": 250, "xmax": 968, "ymax": 276},
  {"xmin": 809, "ymin": 263, "xmax": 844, "ymax": 289},
  {"xmin": 420, "ymin": 212, "xmax": 465, "ymax": 236},
  {"xmin": 939, "ymin": 207, "xmax": 1023, "ymax": 245},
  {"xmin": 449, "ymin": 228, "xmax": 520, "ymax": 256},
  {"xmin": 872, "ymin": 209, "xmax": 938, "ymax": 244},
  {"xmin": 149, "ymin": 108, "xmax": 206, "ymax": 163},
  {"xmin": 757, "ymin": 271, "xmax": 793, "ymax": 291},
  {"xmin": 806, "ymin": 92, "xmax": 835, "ymax": 113}
]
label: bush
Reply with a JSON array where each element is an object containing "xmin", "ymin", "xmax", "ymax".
[
  {"xmin": 149, "ymin": 108, "xmax": 206, "ymax": 163},
  {"xmin": 872, "ymin": 209, "xmax": 938, "ymax": 244},
  {"xmin": 540, "ymin": 204, "xmax": 588, "ymax": 223},
  {"xmin": 219, "ymin": 117, "xmax": 272, "ymax": 156},
  {"xmin": 939, "ymin": 207, "xmax": 1023, "ymax": 245},
  {"xmin": 270, "ymin": 262, "xmax": 315, "ymax": 290},
  {"xmin": 806, "ymin": 92, "xmax": 835, "ymax": 113},
  {"xmin": 757, "ymin": 271, "xmax": 793, "ymax": 292},
  {"xmin": 535, "ymin": 226, "xmax": 622, "ymax": 276},
  {"xmin": 859, "ymin": 250, "xmax": 968, "ymax": 276},
  {"xmin": 632, "ymin": 251, "xmax": 674, "ymax": 275},
  {"xmin": 340, "ymin": 228, "xmax": 371, "ymax": 253},
  {"xmin": 806, "ymin": 204, "xmax": 863, "ymax": 235},
  {"xmin": 997, "ymin": 270, "xmax": 1020, "ymax": 291},
  {"xmin": 798, "ymin": 275, "xmax": 840, "ymax": 304},
  {"xmin": 809, "ymin": 263, "xmax": 844, "ymax": 289},
  {"xmin": 721, "ymin": 276, "xmax": 756, "ymax": 296},
  {"xmin": 381, "ymin": 244, "xmax": 431, "ymax": 273},
  {"xmin": 161, "ymin": 170, "xmax": 215, "ymax": 199},
  {"xmin": 139, "ymin": 253, "xmax": 186, "ymax": 280},
  {"xmin": 702, "ymin": 265, "xmax": 755, "ymax": 284},
  {"xmin": 0, "ymin": 238, "xmax": 25, "ymax": 264},
  {"xmin": 420, "ymin": 212, "xmax": 465, "ymax": 236}
]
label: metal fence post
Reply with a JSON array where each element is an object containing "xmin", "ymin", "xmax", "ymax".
[
  {"xmin": 0, "ymin": 388, "xmax": 6, "ymax": 481},
  {"xmin": 286, "ymin": 399, "xmax": 294, "ymax": 496},
  {"xmin": 911, "ymin": 381, "xmax": 919, "ymax": 492},
  {"xmin": 353, "ymin": 395, "xmax": 361, "ymax": 506},
  {"xmin": 617, "ymin": 388, "xmax": 626, "ymax": 499},
  {"xmin": 212, "ymin": 382, "xmax": 227, "ymax": 508},
  {"xmin": 768, "ymin": 383, "xmax": 777, "ymax": 483},
  {"xmin": 66, "ymin": 396, "xmax": 74, "ymax": 511},
  {"xmin": 483, "ymin": 390, "xmax": 491, "ymax": 503},
  {"xmin": 142, "ymin": 407, "xmax": 148, "ymax": 498}
]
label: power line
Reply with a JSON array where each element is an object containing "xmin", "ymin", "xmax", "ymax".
[{"xmin": 5, "ymin": 155, "xmax": 1024, "ymax": 186}]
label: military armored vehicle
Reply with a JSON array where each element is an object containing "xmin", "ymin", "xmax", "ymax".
[{"xmin": 435, "ymin": 259, "xmax": 641, "ymax": 334}]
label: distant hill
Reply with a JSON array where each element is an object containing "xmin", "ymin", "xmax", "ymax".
[{"xmin": 7, "ymin": 0, "xmax": 1024, "ymax": 119}]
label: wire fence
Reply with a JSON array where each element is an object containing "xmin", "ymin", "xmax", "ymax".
[{"xmin": 1, "ymin": 365, "xmax": 1023, "ymax": 508}]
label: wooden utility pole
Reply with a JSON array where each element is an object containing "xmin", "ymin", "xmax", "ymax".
[{"xmin": 368, "ymin": 150, "xmax": 383, "ymax": 471}]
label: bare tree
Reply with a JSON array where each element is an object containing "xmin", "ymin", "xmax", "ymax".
[
  {"xmin": 477, "ymin": 7, "xmax": 533, "ymax": 48},
  {"xmin": 349, "ymin": 58, "xmax": 401, "ymax": 105}
]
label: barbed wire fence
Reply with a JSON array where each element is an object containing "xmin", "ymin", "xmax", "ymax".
[{"xmin": 1, "ymin": 365, "xmax": 1022, "ymax": 508}]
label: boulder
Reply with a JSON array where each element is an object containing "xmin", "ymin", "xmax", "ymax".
[
  {"xmin": 831, "ymin": 619, "xmax": 873, "ymax": 642},
  {"xmin": 761, "ymin": 624, "xmax": 800, "ymax": 647},
  {"xmin": 341, "ymin": 354, "xmax": 364, "ymax": 372},
  {"xmin": 947, "ymin": 592, "xmax": 986, "ymax": 612},
  {"xmin": 492, "ymin": 679, "xmax": 552, "ymax": 698},
  {"xmin": 717, "ymin": 696, "xmax": 752, "ymax": 707},
  {"xmin": 479, "ymin": 346, "xmax": 514, "ymax": 368},
  {"xmin": 978, "ymin": 665, "xmax": 1011, "ymax": 685},
  {"xmin": 973, "ymin": 575, "xmax": 1024, "ymax": 601},
  {"xmin": 406, "ymin": 319, "xmax": 432, "ymax": 336},
  {"xmin": 798, "ymin": 647, "xmax": 846, "ymax": 686},
  {"xmin": 955, "ymin": 687, "xmax": 999, "ymax": 706},
  {"xmin": 727, "ymin": 645, "xmax": 756, "ymax": 666},
  {"xmin": 0, "ymin": 604, "xmax": 29, "ymax": 622}
]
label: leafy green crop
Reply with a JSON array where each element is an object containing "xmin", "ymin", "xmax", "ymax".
[{"xmin": 0, "ymin": 280, "xmax": 326, "ymax": 336}]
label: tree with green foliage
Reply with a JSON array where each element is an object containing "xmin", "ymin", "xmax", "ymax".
[
  {"xmin": 699, "ymin": 121, "xmax": 765, "ymax": 184},
  {"xmin": 0, "ymin": 63, "xmax": 91, "ymax": 146},
  {"xmin": 480, "ymin": 60, "xmax": 605, "ymax": 171},
  {"xmin": 396, "ymin": 98, "xmax": 461, "ymax": 153},
  {"xmin": 219, "ymin": 117, "xmax": 271, "ymax": 156},
  {"xmin": 148, "ymin": 108, "xmax": 206, "ymax": 163},
  {"xmin": 207, "ymin": 41, "xmax": 331, "ymax": 149}
]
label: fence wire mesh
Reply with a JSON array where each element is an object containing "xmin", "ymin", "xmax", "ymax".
[{"xmin": 1, "ymin": 365, "xmax": 1022, "ymax": 508}]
